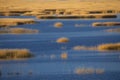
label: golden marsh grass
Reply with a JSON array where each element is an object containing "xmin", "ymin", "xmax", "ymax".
[
  {"xmin": 0, "ymin": 18, "xmax": 35, "ymax": 27},
  {"xmin": 54, "ymin": 22, "xmax": 63, "ymax": 28},
  {"xmin": 74, "ymin": 68, "xmax": 104, "ymax": 75},
  {"xmin": 92, "ymin": 22, "xmax": 120, "ymax": 27},
  {"xmin": 73, "ymin": 43, "xmax": 120, "ymax": 51},
  {"xmin": 0, "ymin": 49, "xmax": 33, "ymax": 59},
  {"xmin": 106, "ymin": 28, "xmax": 120, "ymax": 32},
  {"xmin": 56, "ymin": 37, "xmax": 69, "ymax": 43},
  {"xmin": 0, "ymin": 28, "xmax": 39, "ymax": 34}
]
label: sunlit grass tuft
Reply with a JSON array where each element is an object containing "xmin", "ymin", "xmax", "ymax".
[
  {"xmin": 0, "ymin": 49, "xmax": 33, "ymax": 59},
  {"xmin": 56, "ymin": 37, "xmax": 69, "ymax": 43},
  {"xmin": 54, "ymin": 22, "xmax": 63, "ymax": 28},
  {"xmin": 61, "ymin": 52, "xmax": 68, "ymax": 59},
  {"xmin": 106, "ymin": 28, "xmax": 120, "ymax": 33},
  {"xmin": 73, "ymin": 43, "xmax": 120, "ymax": 51},
  {"xmin": 74, "ymin": 68, "xmax": 104, "ymax": 75},
  {"xmin": 97, "ymin": 43, "xmax": 120, "ymax": 51},
  {"xmin": 92, "ymin": 22, "xmax": 120, "ymax": 27}
]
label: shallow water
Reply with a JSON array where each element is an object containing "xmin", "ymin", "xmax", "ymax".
[{"xmin": 0, "ymin": 15, "xmax": 120, "ymax": 80}]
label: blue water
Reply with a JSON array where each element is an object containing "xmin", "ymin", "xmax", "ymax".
[{"xmin": 0, "ymin": 15, "xmax": 120, "ymax": 80}]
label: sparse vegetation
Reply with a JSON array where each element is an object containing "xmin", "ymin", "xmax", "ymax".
[
  {"xmin": 75, "ymin": 24, "xmax": 86, "ymax": 27},
  {"xmin": 37, "ymin": 14, "xmax": 117, "ymax": 19},
  {"xmin": 96, "ymin": 69, "xmax": 104, "ymax": 74},
  {"xmin": 73, "ymin": 46, "xmax": 96, "ymax": 51},
  {"xmin": 92, "ymin": 22, "xmax": 120, "ymax": 27},
  {"xmin": 74, "ymin": 68, "xmax": 95, "ymax": 74},
  {"xmin": 54, "ymin": 22, "xmax": 63, "ymax": 28},
  {"xmin": 106, "ymin": 28, "xmax": 120, "ymax": 32},
  {"xmin": 74, "ymin": 68, "xmax": 104, "ymax": 75},
  {"xmin": 0, "ymin": 49, "xmax": 33, "ymax": 59},
  {"xmin": 0, "ymin": 12, "xmax": 21, "ymax": 16},
  {"xmin": 0, "ymin": 28, "xmax": 39, "ymax": 34},
  {"xmin": 97, "ymin": 43, "xmax": 120, "ymax": 51},
  {"xmin": 56, "ymin": 37, "xmax": 69, "ymax": 43},
  {"xmin": 22, "ymin": 11, "xmax": 45, "ymax": 16},
  {"xmin": 0, "ymin": 18, "xmax": 35, "ymax": 27},
  {"xmin": 73, "ymin": 43, "xmax": 120, "ymax": 51},
  {"xmin": 61, "ymin": 52, "xmax": 68, "ymax": 59}
]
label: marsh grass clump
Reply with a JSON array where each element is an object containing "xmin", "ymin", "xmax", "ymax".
[
  {"xmin": 37, "ymin": 14, "xmax": 117, "ymax": 19},
  {"xmin": 92, "ymin": 22, "xmax": 104, "ymax": 26},
  {"xmin": 73, "ymin": 46, "xmax": 88, "ymax": 50},
  {"xmin": 61, "ymin": 52, "xmax": 68, "ymax": 59},
  {"xmin": 0, "ymin": 18, "xmax": 35, "ymax": 27},
  {"xmin": 54, "ymin": 22, "xmax": 63, "ymax": 28},
  {"xmin": 106, "ymin": 28, "xmax": 120, "ymax": 32},
  {"xmin": 22, "ymin": 11, "xmax": 45, "ymax": 16},
  {"xmin": 0, "ymin": 28, "xmax": 39, "ymax": 34},
  {"xmin": 74, "ymin": 68, "xmax": 95, "ymax": 74},
  {"xmin": 97, "ymin": 43, "xmax": 120, "ymax": 51},
  {"xmin": 56, "ymin": 37, "xmax": 69, "ymax": 43},
  {"xmin": 9, "ymin": 28, "xmax": 39, "ymax": 34},
  {"xmin": 73, "ymin": 43, "xmax": 120, "ymax": 51},
  {"xmin": 0, "ymin": 12, "xmax": 20, "ymax": 16},
  {"xmin": 73, "ymin": 46, "xmax": 96, "ymax": 51},
  {"xmin": 74, "ymin": 68, "xmax": 104, "ymax": 75},
  {"xmin": 0, "ymin": 49, "xmax": 33, "ymax": 59},
  {"xmin": 95, "ymin": 69, "xmax": 104, "ymax": 74},
  {"xmin": 92, "ymin": 22, "xmax": 120, "ymax": 27}
]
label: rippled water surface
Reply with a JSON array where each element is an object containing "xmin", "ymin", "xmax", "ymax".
[{"xmin": 0, "ymin": 15, "xmax": 120, "ymax": 80}]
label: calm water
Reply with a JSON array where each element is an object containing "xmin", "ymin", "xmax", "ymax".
[{"xmin": 0, "ymin": 15, "xmax": 120, "ymax": 80}]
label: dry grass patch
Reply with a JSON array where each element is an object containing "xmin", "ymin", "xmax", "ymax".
[
  {"xmin": 0, "ymin": 12, "xmax": 20, "ymax": 16},
  {"xmin": 56, "ymin": 37, "xmax": 69, "ymax": 43},
  {"xmin": 73, "ymin": 43, "xmax": 120, "ymax": 51},
  {"xmin": 0, "ymin": 0, "xmax": 120, "ymax": 10},
  {"xmin": 0, "ymin": 28, "xmax": 39, "ymax": 34},
  {"xmin": 0, "ymin": 0, "xmax": 120, "ymax": 18},
  {"xmin": 92, "ymin": 22, "xmax": 120, "ymax": 27},
  {"xmin": 74, "ymin": 68, "xmax": 104, "ymax": 75},
  {"xmin": 61, "ymin": 52, "xmax": 68, "ymax": 59},
  {"xmin": 22, "ymin": 11, "xmax": 45, "ymax": 16},
  {"xmin": 79, "ymin": 14, "xmax": 117, "ymax": 19},
  {"xmin": 0, "ymin": 49, "xmax": 33, "ymax": 59},
  {"xmin": 97, "ymin": 43, "xmax": 120, "ymax": 51},
  {"xmin": 95, "ymin": 69, "xmax": 105, "ymax": 74},
  {"xmin": 54, "ymin": 22, "xmax": 63, "ymax": 28},
  {"xmin": 73, "ymin": 46, "xmax": 96, "ymax": 51},
  {"xmin": 106, "ymin": 28, "xmax": 120, "ymax": 33},
  {"xmin": 37, "ymin": 14, "xmax": 117, "ymax": 19},
  {"xmin": 0, "ymin": 18, "xmax": 35, "ymax": 27}
]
